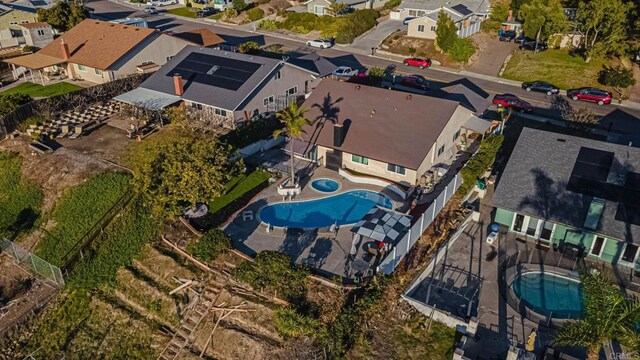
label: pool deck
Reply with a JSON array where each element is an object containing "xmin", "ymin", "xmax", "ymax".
[{"xmin": 224, "ymin": 166, "xmax": 408, "ymax": 279}]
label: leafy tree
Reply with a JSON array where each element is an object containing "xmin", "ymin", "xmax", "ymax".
[
  {"xmin": 482, "ymin": 0, "xmax": 511, "ymax": 32},
  {"xmin": 511, "ymin": 0, "xmax": 530, "ymax": 16},
  {"xmin": 576, "ymin": 0, "xmax": 634, "ymax": 62},
  {"xmin": 246, "ymin": 7, "xmax": 264, "ymax": 21},
  {"xmin": 435, "ymin": 10, "xmax": 458, "ymax": 53},
  {"xmin": 238, "ymin": 40, "xmax": 260, "ymax": 54},
  {"xmin": 134, "ymin": 131, "xmax": 243, "ymax": 218},
  {"xmin": 37, "ymin": 1, "xmax": 89, "ymax": 32},
  {"xmin": 232, "ymin": 0, "xmax": 246, "ymax": 11},
  {"xmin": 555, "ymin": 271, "xmax": 640, "ymax": 360},
  {"xmin": 328, "ymin": 0, "xmax": 348, "ymax": 16},
  {"xmin": 518, "ymin": 0, "xmax": 567, "ymax": 41},
  {"xmin": 273, "ymin": 103, "xmax": 309, "ymax": 186},
  {"xmin": 448, "ymin": 37, "xmax": 476, "ymax": 62},
  {"xmin": 187, "ymin": 229, "xmax": 232, "ymax": 262},
  {"xmin": 598, "ymin": 66, "xmax": 636, "ymax": 99},
  {"xmin": 0, "ymin": 93, "xmax": 32, "ymax": 117}
]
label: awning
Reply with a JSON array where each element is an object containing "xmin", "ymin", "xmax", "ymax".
[
  {"xmin": 113, "ymin": 88, "xmax": 181, "ymax": 111},
  {"xmin": 462, "ymin": 116, "xmax": 494, "ymax": 134},
  {"xmin": 351, "ymin": 207, "xmax": 412, "ymax": 245},
  {"xmin": 4, "ymin": 53, "xmax": 65, "ymax": 70}
]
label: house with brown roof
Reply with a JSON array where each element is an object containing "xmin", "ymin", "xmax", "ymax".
[
  {"xmin": 297, "ymin": 80, "xmax": 477, "ymax": 186},
  {"xmin": 171, "ymin": 28, "xmax": 225, "ymax": 48},
  {"xmin": 4, "ymin": 19, "xmax": 191, "ymax": 84}
]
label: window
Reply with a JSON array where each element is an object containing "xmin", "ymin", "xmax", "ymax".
[
  {"xmin": 526, "ymin": 217, "xmax": 539, "ymax": 236},
  {"xmin": 314, "ymin": 5, "xmax": 325, "ymax": 14},
  {"xmin": 408, "ymin": 10, "xmax": 416, "ymax": 16},
  {"xmin": 352, "ymin": 154, "xmax": 369, "ymax": 165},
  {"xmin": 452, "ymin": 129, "xmax": 461, "ymax": 142},
  {"xmin": 214, "ymin": 108, "xmax": 227, "ymax": 117},
  {"xmin": 513, "ymin": 214, "xmax": 525, "ymax": 233},
  {"xmin": 417, "ymin": 25, "xmax": 425, "ymax": 32},
  {"xmin": 191, "ymin": 102, "xmax": 203, "ymax": 110},
  {"xmin": 387, "ymin": 163, "xmax": 406, "ymax": 175},
  {"xmin": 286, "ymin": 86, "xmax": 298, "ymax": 96},
  {"xmin": 263, "ymin": 96, "xmax": 275, "ymax": 106},
  {"xmin": 9, "ymin": 22, "xmax": 17, "ymax": 25},
  {"xmin": 590, "ymin": 236, "xmax": 605, "ymax": 257},
  {"xmin": 539, "ymin": 222, "xmax": 554, "ymax": 242},
  {"xmin": 621, "ymin": 243, "xmax": 639, "ymax": 264},
  {"xmin": 77, "ymin": 65, "xmax": 87, "ymax": 72},
  {"xmin": 437, "ymin": 144, "xmax": 445, "ymax": 156},
  {"xmin": 430, "ymin": 26, "xmax": 436, "ymax": 31},
  {"xmin": 95, "ymin": 69, "xmax": 103, "ymax": 76},
  {"xmin": 21, "ymin": 21, "xmax": 29, "ymax": 24},
  {"xmin": 275, "ymin": 70, "xmax": 281, "ymax": 80},
  {"xmin": 37, "ymin": 29, "xmax": 45, "ymax": 36}
]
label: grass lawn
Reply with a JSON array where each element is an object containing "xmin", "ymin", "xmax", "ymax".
[
  {"xmin": 1, "ymin": 81, "xmax": 83, "ymax": 97},
  {"xmin": 502, "ymin": 49, "xmax": 609, "ymax": 90},
  {"xmin": 208, "ymin": 170, "xmax": 271, "ymax": 214},
  {"xmin": 166, "ymin": 6, "xmax": 198, "ymax": 18}
]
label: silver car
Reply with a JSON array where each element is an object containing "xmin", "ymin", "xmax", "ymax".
[{"xmin": 306, "ymin": 39, "xmax": 333, "ymax": 49}]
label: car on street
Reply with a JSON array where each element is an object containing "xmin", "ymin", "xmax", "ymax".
[
  {"xmin": 566, "ymin": 87, "xmax": 612, "ymax": 105},
  {"xmin": 403, "ymin": 57, "xmax": 431, "ymax": 69},
  {"xmin": 306, "ymin": 39, "xmax": 333, "ymax": 49},
  {"xmin": 403, "ymin": 17, "xmax": 415, "ymax": 25},
  {"xmin": 143, "ymin": 6, "xmax": 158, "ymax": 13},
  {"xmin": 499, "ymin": 30, "xmax": 516, "ymax": 42},
  {"xmin": 492, "ymin": 94, "xmax": 534, "ymax": 112},
  {"xmin": 147, "ymin": 0, "xmax": 176, "ymax": 6},
  {"xmin": 331, "ymin": 66, "xmax": 359, "ymax": 79},
  {"xmin": 197, "ymin": 6, "xmax": 217, "ymax": 16},
  {"xmin": 519, "ymin": 41, "xmax": 547, "ymax": 52},
  {"xmin": 381, "ymin": 74, "xmax": 429, "ymax": 94},
  {"xmin": 521, "ymin": 81, "xmax": 560, "ymax": 95}
]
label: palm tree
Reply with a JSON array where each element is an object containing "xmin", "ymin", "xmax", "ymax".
[
  {"xmin": 273, "ymin": 103, "xmax": 309, "ymax": 186},
  {"xmin": 554, "ymin": 270, "xmax": 640, "ymax": 360}
]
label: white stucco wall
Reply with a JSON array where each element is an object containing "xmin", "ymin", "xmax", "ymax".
[
  {"xmin": 407, "ymin": 17, "xmax": 437, "ymax": 39},
  {"xmin": 110, "ymin": 33, "xmax": 190, "ymax": 78}
]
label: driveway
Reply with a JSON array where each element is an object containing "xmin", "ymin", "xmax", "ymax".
[
  {"xmin": 350, "ymin": 19, "xmax": 404, "ymax": 51},
  {"xmin": 467, "ymin": 32, "xmax": 517, "ymax": 76}
]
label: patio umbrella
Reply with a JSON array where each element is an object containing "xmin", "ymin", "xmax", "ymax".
[{"xmin": 351, "ymin": 207, "xmax": 412, "ymax": 245}]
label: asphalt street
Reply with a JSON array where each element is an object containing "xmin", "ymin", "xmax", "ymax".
[{"xmin": 87, "ymin": 0, "xmax": 640, "ymax": 135}]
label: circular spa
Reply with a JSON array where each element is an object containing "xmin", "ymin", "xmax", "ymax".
[
  {"xmin": 511, "ymin": 271, "xmax": 584, "ymax": 319},
  {"xmin": 310, "ymin": 178, "xmax": 340, "ymax": 193}
]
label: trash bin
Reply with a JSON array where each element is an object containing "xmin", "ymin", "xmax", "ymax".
[
  {"xmin": 475, "ymin": 178, "xmax": 487, "ymax": 190},
  {"xmin": 490, "ymin": 223, "xmax": 500, "ymax": 233}
]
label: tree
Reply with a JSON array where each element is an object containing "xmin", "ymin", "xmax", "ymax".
[
  {"xmin": 0, "ymin": 93, "xmax": 32, "ymax": 117},
  {"xmin": 555, "ymin": 271, "xmax": 640, "ymax": 360},
  {"xmin": 575, "ymin": 0, "xmax": 634, "ymax": 62},
  {"xmin": 232, "ymin": 0, "xmax": 246, "ymax": 11},
  {"xmin": 37, "ymin": 1, "xmax": 89, "ymax": 32},
  {"xmin": 273, "ymin": 103, "xmax": 309, "ymax": 186},
  {"xmin": 328, "ymin": 0, "xmax": 348, "ymax": 16},
  {"xmin": 134, "ymin": 132, "xmax": 243, "ymax": 218},
  {"xmin": 435, "ymin": 10, "xmax": 458, "ymax": 53},
  {"xmin": 551, "ymin": 96, "xmax": 599, "ymax": 132},
  {"xmin": 518, "ymin": 0, "xmax": 567, "ymax": 42},
  {"xmin": 482, "ymin": 0, "xmax": 511, "ymax": 32},
  {"xmin": 598, "ymin": 66, "xmax": 636, "ymax": 99},
  {"xmin": 186, "ymin": 229, "xmax": 232, "ymax": 262},
  {"xmin": 238, "ymin": 41, "xmax": 260, "ymax": 54}
]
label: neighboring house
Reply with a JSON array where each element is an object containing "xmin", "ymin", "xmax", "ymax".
[
  {"xmin": 297, "ymin": 80, "xmax": 476, "ymax": 186},
  {"xmin": 171, "ymin": 28, "xmax": 225, "ymax": 48},
  {"xmin": 4, "ymin": 19, "xmax": 191, "ymax": 84},
  {"xmin": 109, "ymin": 17, "xmax": 149, "ymax": 28},
  {"xmin": 115, "ymin": 46, "xmax": 321, "ymax": 125},
  {"xmin": 399, "ymin": 0, "xmax": 490, "ymax": 39},
  {"xmin": 0, "ymin": 0, "xmax": 55, "ymax": 11},
  {"xmin": 492, "ymin": 128, "xmax": 640, "ymax": 273},
  {"xmin": 304, "ymin": 0, "xmax": 385, "ymax": 15},
  {"xmin": 287, "ymin": 53, "xmax": 340, "ymax": 78},
  {"xmin": 0, "ymin": 4, "xmax": 37, "ymax": 30},
  {"xmin": 18, "ymin": 22, "xmax": 53, "ymax": 48}
]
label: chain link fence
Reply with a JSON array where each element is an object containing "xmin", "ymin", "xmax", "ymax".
[{"xmin": 0, "ymin": 238, "xmax": 64, "ymax": 287}]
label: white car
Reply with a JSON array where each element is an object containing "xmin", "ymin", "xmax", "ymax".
[
  {"xmin": 147, "ymin": 0, "xmax": 177, "ymax": 6},
  {"xmin": 143, "ymin": 6, "xmax": 158, "ymax": 13},
  {"xmin": 331, "ymin": 66, "xmax": 358, "ymax": 78},
  {"xmin": 306, "ymin": 39, "xmax": 333, "ymax": 49}
]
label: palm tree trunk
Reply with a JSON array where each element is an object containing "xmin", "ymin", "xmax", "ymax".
[
  {"xmin": 290, "ymin": 137, "xmax": 295, "ymax": 185},
  {"xmin": 587, "ymin": 345, "xmax": 600, "ymax": 360}
]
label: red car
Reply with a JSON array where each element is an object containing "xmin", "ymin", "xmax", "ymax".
[
  {"xmin": 492, "ymin": 94, "xmax": 534, "ymax": 112},
  {"xmin": 566, "ymin": 87, "xmax": 612, "ymax": 105},
  {"xmin": 403, "ymin": 57, "xmax": 431, "ymax": 69}
]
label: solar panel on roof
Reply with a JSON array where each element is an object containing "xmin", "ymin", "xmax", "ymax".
[
  {"xmin": 168, "ymin": 52, "xmax": 262, "ymax": 91},
  {"xmin": 451, "ymin": 4, "xmax": 473, "ymax": 16}
]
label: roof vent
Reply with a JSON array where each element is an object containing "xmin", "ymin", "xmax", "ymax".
[
  {"xmin": 557, "ymin": 138, "xmax": 566, "ymax": 142},
  {"xmin": 355, "ymin": 85, "xmax": 361, "ymax": 90},
  {"xmin": 406, "ymin": 94, "xmax": 412, "ymax": 100},
  {"xmin": 370, "ymin": 109, "xmax": 376, "ymax": 117}
]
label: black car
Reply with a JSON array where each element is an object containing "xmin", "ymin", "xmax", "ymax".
[
  {"xmin": 197, "ymin": 6, "xmax": 217, "ymax": 16},
  {"xmin": 520, "ymin": 41, "xmax": 547, "ymax": 52},
  {"xmin": 521, "ymin": 81, "xmax": 560, "ymax": 95},
  {"xmin": 499, "ymin": 30, "xmax": 517, "ymax": 42},
  {"xmin": 515, "ymin": 34, "xmax": 533, "ymax": 45}
]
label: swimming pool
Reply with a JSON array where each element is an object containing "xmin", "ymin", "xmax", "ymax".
[
  {"xmin": 259, "ymin": 190, "xmax": 392, "ymax": 228},
  {"xmin": 311, "ymin": 178, "xmax": 340, "ymax": 193},
  {"xmin": 512, "ymin": 271, "xmax": 583, "ymax": 319}
]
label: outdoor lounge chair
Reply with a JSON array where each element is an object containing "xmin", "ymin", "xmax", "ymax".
[
  {"xmin": 68, "ymin": 126, "xmax": 83, "ymax": 139},
  {"xmin": 57, "ymin": 125, "xmax": 71, "ymax": 138}
]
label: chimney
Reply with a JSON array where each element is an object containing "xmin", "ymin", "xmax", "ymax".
[
  {"xmin": 60, "ymin": 39, "xmax": 70, "ymax": 61},
  {"xmin": 333, "ymin": 123, "xmax": 344, "ymax": 147},
  {"xmin": 173, "ymin": 74, "xmax": 184, "ymax": 96}
]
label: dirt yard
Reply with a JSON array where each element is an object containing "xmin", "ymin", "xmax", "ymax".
[{"xmin": 380, "ymin": 31, "xmax": 462, "ymax": 68}]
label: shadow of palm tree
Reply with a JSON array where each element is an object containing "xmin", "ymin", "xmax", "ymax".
[{"xmin": 304, "ymin": 93, "xmax": 344, "ymax": 152}]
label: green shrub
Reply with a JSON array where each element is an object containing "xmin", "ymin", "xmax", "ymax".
[
  {"xmin": 222, "ymin": 7, "xmax": 238, "ymax": 20},
  {"xmin": 232, "ymin": 0, "xmax": 246, "ymax": 11},
  {"xmin": 258, "ymin": 18, "xmax": 279, "ymax": 29},
  {"xmin": 186, "ymin": 229, "xmax": 232, "ymax": 262},
  {"xmin": 448, "ymin": 38, "xmax": 475, "ymax": 63},
  {"xmin": 246, "ymin": 7, "xmax": 264, "ymax": 21},
  {"xmin": 238, "ymin": 40, "xmax": 260, "ymax": 54},
  {"xmin": 383, "ymin": 0, "xmax": 401, "ymax": 9},
  {"xmin": 17, "ymin": 115, "xmax": 46, "ymax": 132},
  {"xmin": 0, "ymin": 93, "xmax": 32, "ymax": 117},
  {"xmin": 408, "ymin": 47, "xmax": 416, "ymax": 54},
  {"xmin": 234, "ymin": 251, "xmax": 309, "ymax": 302},
  {"xmin": 274, "ymin": 307, "xmax": 318, "ymax": 338},
  {"xmin": 457, "ymin": 135, "xmax": 503, "ymax": 195},
  {"xmin": 334, "ymin": 9, "xmax": 380, "ymax": 44}
]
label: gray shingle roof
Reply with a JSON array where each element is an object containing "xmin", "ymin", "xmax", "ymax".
[
  {"xmin": 492, "ymin": 128, "xmax": 640, "ymax": 243},
  {"xmin": 401, "ymin": 0, "xmax": 490, "ymax": 20},
  {"xmin": 287, "ymin": 54, "xmax": 339, "ymax": 78}
]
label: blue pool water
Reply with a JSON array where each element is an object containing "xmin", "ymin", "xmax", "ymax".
[
  {"xmin": 311, "ymin": 178, "xmax": 340, "ymax": 193},
  {"xmin": 512, "ymin": 272, "xmax": 583, "ymax": 319},
  {"xmin": 259, "ymin": 190, "xmax": 392, "ymax": 228}
]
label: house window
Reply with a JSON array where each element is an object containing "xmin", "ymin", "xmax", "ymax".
[
  {"xmin": 513, "ymin": 214, "xmax": 525, "ymax": 233},
  {"xmin": 21, "ymin": 21, "xmax": 29, "ymax": 24},
  {"xmin": 352, "ymin": 154, "xmax": 369, "ymax": 165},
  {"xmin": 452, "ymin": 129, "xmax": 461, "ymax": 142},
  {"xmin": 77, "ymin": 65, "xmax": 87, "ymax": 72},
  {"xmin": 191, "ymin": 102, "xmax": 203, "ymax": 110},
  {"xmin": 621, "ymin": 243, "xmax": 639, "ymax": 264},
  {"xmin": 286, "ymin": 86, "xmax": 298, "ymax": 96},
  {"xmin": 430, "ymin": 25, "xmax": 436, "ymax": 31},
  {"xmin": 95, "ymin": 69, "xmax": 103, "ymax": 76},
  {"xmin": 590, "ymin": 236, "xmax": 606, "ymax": 257},
  {"xmin": 37, "ymin": 29, "xmax": 45, "ymax": 36},
  {"xmin": 417, "ymin": 25, "xmax": 425, "ymax": 32},
  {"xmin": 387, "ymin": 163, "xmax": 406, "ymax": 175},
  {"xmin": 275, "ymin": 70, "xmax": 281, "ymax": 80},
  {"xmin": 539, "ymin": 221, "xmax": 554, "ymax": 242},
  {"xmin": 9, "ymin": 22, "xmax": 17, "ymax": 25},
  {"xmin": 214, "ymin": 108, "xmax": 227, "ymax": 117},
  {"xmin": 263, "ymin": 96, "xmax": 275, "ymax": 106},
  {"xmin": 437, "ymin": 144, "xmax": 445, "ymax": 156},
  {"xmin": 526, "ymin": 217, "xmax": 539, "ymax": 236},
  {"xmin": 408, "ymin": 10, "xmax": 416, "ymax": 16},
  {"xmin": 314, "ymin": 5, "xmax": 325, "ymax": 15}
]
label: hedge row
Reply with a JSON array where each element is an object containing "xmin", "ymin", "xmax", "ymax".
[{"xmin": 458, "ymin": 135, "xmax": 504, "ymax": 195}]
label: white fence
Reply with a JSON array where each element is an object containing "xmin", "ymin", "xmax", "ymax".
[
  {"xmin": 238, "ymin": 136, "xmax": 285, "ymax": 159},
  {"xmin": 378, "ymin": 172, "xmax": 462, "ymax": 274},
  {"xmin": 0, "ymin": 237, "xmax": 65, "ymax": 287}
]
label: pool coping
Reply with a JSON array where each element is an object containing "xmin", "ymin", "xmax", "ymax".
[{"xmin": 310, "ymin": 177, "xmax": 342, "ymax": 194}]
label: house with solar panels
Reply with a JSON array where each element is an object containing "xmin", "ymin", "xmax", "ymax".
[
  {"xmin": 492, "ymin": 128, "xmax": 640, "ymax": 273},
  {"xmin": 397, "ymin": 0, "xmax": 490, "ymax": 39},
  {"xmin": 116, "ymin": 46, "xmax": 321, "ymax": 125}
]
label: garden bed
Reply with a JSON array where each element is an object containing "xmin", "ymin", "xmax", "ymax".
[{"xmin": 380, "ymin": 31, "xmax": 462, "ymax": 68}]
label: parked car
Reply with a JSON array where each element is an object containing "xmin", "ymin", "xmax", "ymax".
[
  {"xmin": 337, "ymin": 7, "xmax": 355, "ymax": 15},
  {"xmin": 566, "ymin": 87, "xmax": 612, "ymax": 105},
  {"xmin": 515, "ymin": 34, "xmax": 533, "ymax": 45},
  {"xmin": 519, "ymin": 41, "xmax": 547, "ymax": 52},
  {"xmin": 403, "ymin": 57, "xmax": 431, "ymax": 69},
  {"xmin": 331, "ymin": 66, "xmax": 359, "ymax": 79},
  {"xmin": 521, "ymin": 81, "xmax": 560, "ymax": 95},
  {"xmin": 381, "ymin": 74, "xmax": 429, "ymax": 94},
  {"xmin": 147, "ymin": 0, "xmax": 176, "ymax": 6},
  {"xmin": 492, "ymin": 94, "xmax": 534, "ymax": 112},
  {"xmin": 306, "ymin": 39, "xmax": 333, "ymax": 49},
  {"xmin": 403, "ymin": 17, "xmax": 415, "ymax": 25},
  {"xmin": 499, "ymin": 30, "xmax": 516, "ymax": 42},
  {"xmin": 143, "ymin": 6, "xmax": 158, "ymax": 13},
  {"xmin": 197, "ymin": 6, "xmax": 217, "ymax": 16}
]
